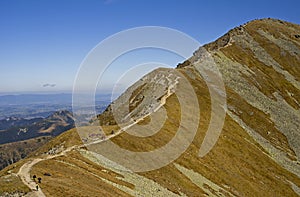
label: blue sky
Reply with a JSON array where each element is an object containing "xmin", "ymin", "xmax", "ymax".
[{"xmin": 0, "ymin": 0, "xmax": 299, "ymax": 94}]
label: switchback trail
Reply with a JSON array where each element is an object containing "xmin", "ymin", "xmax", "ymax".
[
  {"xmin": 17, "ymin": 146, "xmax": 78, "ymax": 197},
  {"xmin": 17, "ymin": 84, "xmax": 175, "ymax": 196}
]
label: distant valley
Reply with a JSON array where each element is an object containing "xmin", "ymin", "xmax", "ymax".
[{"xmin": 0, "ymin": 93, "xmax": 110, "ymax": 171}]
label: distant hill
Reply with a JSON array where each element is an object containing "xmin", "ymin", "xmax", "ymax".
[
  {"xmin": 0, "ymin": 136, "xmax": 51, "ymax": 170},
  {"xmin": 0, "ymin": 93, "xmax": 110, "ymax": 171},
  {"xmin": 1, "ymin": 18, "xmax": 300, "ymax": 196},
  {"xmin": 0, "ymin": 110, "xmax": 75, "ymax": 171},
  {"xmin": 0, "ymin": 110, "xmax": 75, "ymax": 144},
  {"xmin": 0, "ymin": 117, "xmax": 44, "ymax": 131}
]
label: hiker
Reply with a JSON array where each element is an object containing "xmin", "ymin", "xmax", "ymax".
[{"xmin": 36, "ymin": 185, "xmax": 39, "ymax": 191}]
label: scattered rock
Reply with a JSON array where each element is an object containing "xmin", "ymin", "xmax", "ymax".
[
  {"xmin": 0, "ymin": 192, "xmax": 26, "ymax": 197},
  {"xmin": 43, "ymin": 172, "xmax": 51, "ymax": 176}
]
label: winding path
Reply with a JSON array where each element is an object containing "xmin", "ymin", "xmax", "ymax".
[
  {"xmin": 17, "ymin": 146, "xmax": 78, "ymax": 196},
  {"xmin": 17, "ymin": 158, "xmax": 45, "ymax": 197},
  {"xmin": 16, "ymin": 82, "xmax": 176, "ymax": 196}
]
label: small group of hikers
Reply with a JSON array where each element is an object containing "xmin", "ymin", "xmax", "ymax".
[{"xmin": 32, "ymin": 175, "xmax": 41, "ymax": 191}]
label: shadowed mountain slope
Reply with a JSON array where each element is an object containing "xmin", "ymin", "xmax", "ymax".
[{"xmin": 0, "ymin": 110, "xmax": 75, "ymax": 171}]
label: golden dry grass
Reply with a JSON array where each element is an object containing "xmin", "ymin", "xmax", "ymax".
[
  {"xmin": 0, "ymin": 158, "xmax": 31, "ymax": 194},
  {"xmin": 0, "ymin": 173, "xmax": 30, "ymax": 194},
  {"xmin": 31, "ymin": 151, "xmax": 133, "ymax": 197},
  {"xmin": 109, "ymin": 94, "xmax": 180, "ymax": 152},
  {"xmin": 126, "ymin": 65, "xmax": 300, "ymax": 196}
]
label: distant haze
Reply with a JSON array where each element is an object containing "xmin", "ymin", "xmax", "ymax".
[{"xmin": 0, "ymin": 93, "xmax": 112, "ymax": 106}]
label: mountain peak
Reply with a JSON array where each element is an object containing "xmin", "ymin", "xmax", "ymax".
[{"xmin": 203, "ymin": 18, "xmax": 300, "ymax": 52}]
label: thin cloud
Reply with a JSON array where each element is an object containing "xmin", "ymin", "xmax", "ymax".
[{"xmin": 42, "ymin": 83, "xmax": 56, "ymax": 88}]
